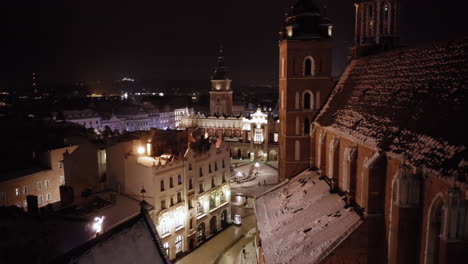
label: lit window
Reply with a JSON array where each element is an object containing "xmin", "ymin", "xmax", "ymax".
[
  {"xmin": 58, "ymin": 161, "xmax": 63, "ymax": 168},
  {"xmin": 22, "ymin": 186, "xmax": 28, "ymax": 195},
  {"xmin": 175, "ymin": 235, "xmax": 182, "ymax": 254},
  {"xmin": 59, "ymin": 176, "xmax": 65, "ymax": 186},
  {"xmin": 274, "ymin": 133, "xmax": 279, "ymax": 143},
  {"xmin": 160, "ymin": 218, "xmax": 170, "ymax": 235},
  {"xmin": 23, "ymin": 200, "xmax": 27, "ymax": 207},
  {"xmin": 163, "ymin": 242, "xmax": 169, "ymax": 257},
  {"xmin": 328, "ymin": 25, "xmax": 333, "ymax": 37},
  {"xmin": 175, "ymin": 210, "xmax": 184, "ymax": 228},
  {"xmin": 15, "ymin": 188, "xmax": 19, "ymax": 196},
  {"xmin": 197, "ymin": 202, "xmax": 204, "ymax": 215}
]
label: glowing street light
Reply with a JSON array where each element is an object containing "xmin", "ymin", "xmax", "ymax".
[
  {"xmin": 92, "ymin": 216, "xmax": 105, "ymax": 235},
  {"xmin": 137, "ymin": 146, "xmax": 146, "ymax": 155}
]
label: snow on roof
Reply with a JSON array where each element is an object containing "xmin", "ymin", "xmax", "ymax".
[
  {"xmin": 316, "ymin": 38, "xmax": 468, "ymax": 180},
  {"xmin": 255, "ymin": 170, "xmax": 362, "ymax": 264},
  {"xmin": 57, "ymin": 209, "xmax": 170, "ymax": 264}
]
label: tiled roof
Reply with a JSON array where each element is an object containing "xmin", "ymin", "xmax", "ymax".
[
  {"xmin": 255, "ymin": 170, "xmax": 362, "ymax": 264},
  {"xmin": 316, "ymin": 39, "xmax": 468, "ymax": 180}
]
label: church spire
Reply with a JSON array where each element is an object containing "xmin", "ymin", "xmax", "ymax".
[{"xmin": 212, "ymin": 43, "xmax": 231, "ymax": 81}]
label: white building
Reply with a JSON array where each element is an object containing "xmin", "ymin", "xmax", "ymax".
[
  {"xmin": 63, "ymin": 109, "xmax": 102, "ymax": 133},
  {"xmin": 106, "ymin": 130, "xmax": 231, "ymax": 260}
]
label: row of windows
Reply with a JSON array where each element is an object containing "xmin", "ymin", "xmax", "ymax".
[
  {"xmin": 162, "ymin": 235, "xmax": 183, "ymax": 258},
  {"xmin": 198, "ymin": 173, "xmax": 227, "ymax": 194},
  {"xmin": 13, "ymin": 193, "xmax": 52, "ymax": 207},
  {"xmin": 281, "ymin": 57, "xmax": 318, "ymax": 79},
  {"xmin": 160, "ymin": 174, "xmax": 183, "ymax": 192},
  {"xmin": 198, "ymin": 160, "xmax": 226, "ymax": 177},
  {"xmin": 14, "ymin": 179, "xmax": 50, "ymax": 197},
  {"xmin": 160, "ymin": 192, "xmax": 184, "ymax": 210}
]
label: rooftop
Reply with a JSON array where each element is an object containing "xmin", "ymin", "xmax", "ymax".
[
  {"xmin": 255, "ymin": 170, "xmax": 362, "ymax": 264},
  {"xmin": 316, "ymin": 38, "xmax": 468, "ymax": 181}
]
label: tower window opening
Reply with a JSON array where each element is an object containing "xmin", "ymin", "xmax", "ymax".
[{"xmin": 304, "ymin": 57, "xmax": 314, "ymax": 76}]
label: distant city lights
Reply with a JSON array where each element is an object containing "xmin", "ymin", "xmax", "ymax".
[{"xmin": 122, "ymin": 77, "xmax": 135, "ymax": 82}]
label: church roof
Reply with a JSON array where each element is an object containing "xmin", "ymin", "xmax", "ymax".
[
  {"xmin": 255, "ymin": 170, "xmax": 362, "ymax": 264},
  {"xmin": 316, "ymin": 38, "xmax": 468, "ymax": 180}
]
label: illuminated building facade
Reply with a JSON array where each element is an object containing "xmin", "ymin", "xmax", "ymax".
[{"xmin": 105, "ymin": 129, "xmax": 232, "ymax": 260}]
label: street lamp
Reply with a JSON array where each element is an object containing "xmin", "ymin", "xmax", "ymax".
[{"xmin": 255, "ymin": 162, "xmax": 260, "ymax": 175}]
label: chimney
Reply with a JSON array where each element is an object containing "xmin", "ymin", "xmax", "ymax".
[
  {"xmin": 60, "ymin": 185, "xmax": 75, "ymax": 206},
  {"xmin": 26, "ymin": 195, "xmax": 38, "ymax": 215}
]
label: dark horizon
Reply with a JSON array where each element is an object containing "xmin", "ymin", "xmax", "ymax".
[{"xmin": 2, "ymin": 0, "xmax": 468, "ymax": 90}]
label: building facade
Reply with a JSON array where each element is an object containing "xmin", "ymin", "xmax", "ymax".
[
  {"xmin": 0, "ymin": 146, "xmax": 77, "ymax": 208},
  {"xmin": 105, "ymin": 130, "xmax": 232, "ymax": 260}
]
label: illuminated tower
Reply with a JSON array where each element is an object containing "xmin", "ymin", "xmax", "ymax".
[
  {"xmin": 353, "ymin": 0, "xmax": 400, "ymax": 57},
  {"xmin": 278, "ymin": 0, "xmax": 335, "ymax": 181},
  {"xmin": 209, "ymin": 46, "xmax": 233, "ymax": 116}
]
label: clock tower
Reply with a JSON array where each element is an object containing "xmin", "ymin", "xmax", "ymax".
[{"xmin": 210, "ymin": 46, "xmax": 233, "ymax": 116}]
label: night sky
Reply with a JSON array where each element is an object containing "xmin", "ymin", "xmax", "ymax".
[{"xmin": 2, "ymin": 0, "xmax": 467, "ymax": 90}]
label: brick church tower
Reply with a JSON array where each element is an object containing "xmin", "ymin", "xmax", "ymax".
[
  {"xmin": 278, "ymin": 0, "xmax": 335, "ymax": 181},
  {"xmin": 353, "ymin": 0, "xmax": 400, "ymax": 57},
  {"xmin": 210, "ymin": 46, "xmax": 233, "ymax": 116}
]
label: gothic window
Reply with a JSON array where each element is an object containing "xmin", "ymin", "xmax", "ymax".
[
  {"xmin": 304, "ymin": 117, "xmax": 310, "ymax": 135},
  {"xmin": 304, "ymin": 57, "xmax": 314, "ymax": 76},
  {"xmin": 425, "ymin": 195, "xmax": 445, "ymax": 264}
]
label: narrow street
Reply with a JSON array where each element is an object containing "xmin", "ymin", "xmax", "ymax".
[{"xmin": 176, "ymin": 161, "xmax": 278, "ymax": 264}]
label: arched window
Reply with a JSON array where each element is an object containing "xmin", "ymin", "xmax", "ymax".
[
  {"xmin": 303, "ymin": 91, "xmax": 314, "ymax": 110},
  {"xmin": 425, "ymin": 195, "xmax": 445, "ymax": 264},
  {"xmin": 304, "ymin": 117, "xmax": 310, "ymax": 135},
  {"xmin": 295, "ymin": 91, "xmax": 300, "ymax": 110},
  {"xmin": 304, "ymin": 57, "xmax": 314, "ymax": 76},
  {"xmin": 295, "ymin": 140, "xmax": 300, "ymax": 161}
]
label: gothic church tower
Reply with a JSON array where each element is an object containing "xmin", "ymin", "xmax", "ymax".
[
  {"xmin": 278, "ymin": 0, "xmax": 335, "ymax": 181},
  {"xmin": 210, "ymin": 46, "xmax": 233, "ymax": 116},
  {"xmin": 353, "ymin": 0, "xmax": 400, "ymax": 57}
]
